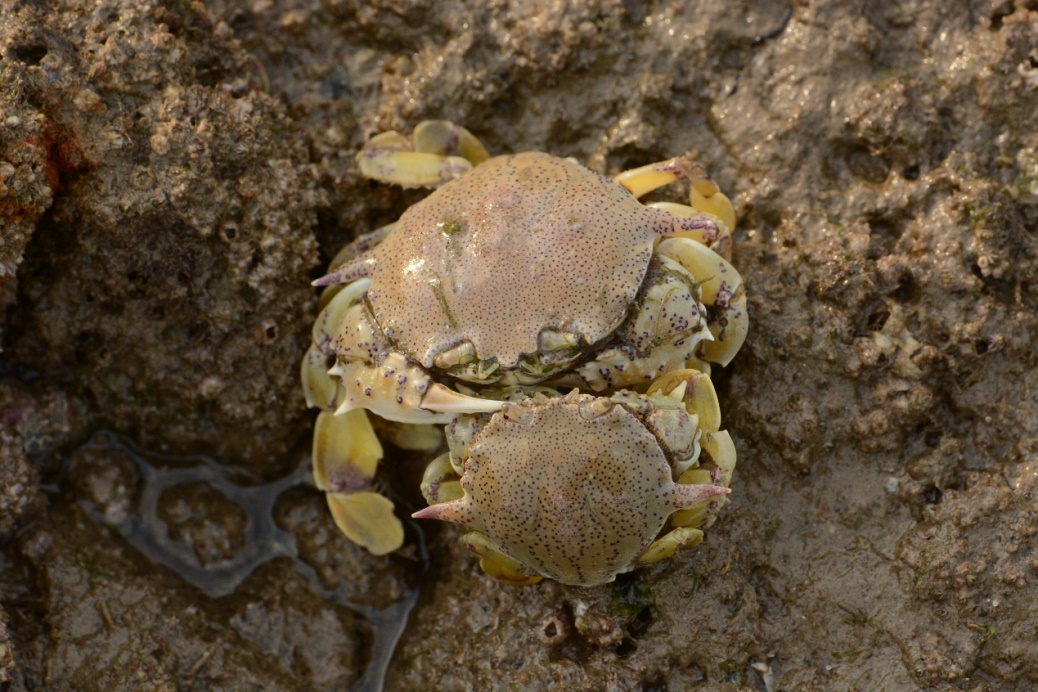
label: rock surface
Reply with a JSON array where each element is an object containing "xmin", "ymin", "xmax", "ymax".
[{"xmin": 2, "ymin": 0, "xmax": 1037, "ymax": 689}]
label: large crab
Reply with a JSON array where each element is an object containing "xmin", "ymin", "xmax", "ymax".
[{"xmin": 301, "ymin": 121, "xmax": 746, "ymax": 585}]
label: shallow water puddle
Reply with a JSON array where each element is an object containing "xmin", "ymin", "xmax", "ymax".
[{"xmin": 76, "ymin": 431, "xmax": 422, "ymax": 692}]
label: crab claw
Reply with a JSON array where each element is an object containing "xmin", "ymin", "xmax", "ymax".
[{"xmin": 656, "ymin": 237, "xmax": 748, "ymax": 367}]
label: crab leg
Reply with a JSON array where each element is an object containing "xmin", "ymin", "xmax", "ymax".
[
  {"xmin": 356, "ymin": 120, "xmax": 490, "ymax": 188},
  {"xmin": 689, "ymin": 178, "xmax": 736, "ymax": 243},
  {"xmin": 648, "ymin": 202, "xmax": 733, "ymax": 260},
  {"xmin": 655, "ymin": 237, "xmax": 748, "ymax": 367},
  {"xmin": 310, "ymin": 377, "xmax": 475, "ymax": 555},
  {"xmin": 635, "ymin": 527, "xmax": 706, "ymax": 566},
  {"xmin": 420, "ymin": 453, "xmax": 464, "ymax": 505},
  {"xmin": 412, "ymin": 120, "xmax": 491, "ymax": 164},
  {"xmin": 614, "ymin": 156, "xmax": 737, "ymax": 234},
  {"xmin": 303, "ymin": 278, "xmax": 479, "ymax": 554},
  {"xmin": 461, "ymin": 532, "xmax": 543, "ymax": 586},
  {"xmin": 614, "ymin": 157, "xmax": 702, "ymax": 197},
  {"xmin": 409, "ymin": 508, "xmax": 544, "ymax": 584},
  {"xmin": 315, "ymin": 223, "xmax": 396, "ymax": 303},
  {"xmin": 644, "ymin": 368, "xmax": 737, "ymax": 530},
  {"xmin": 312, "ymin": 253, "xmax": 376, "ymax": 287},
  {"xmin": 617, "ymin": 158, "xmax": 746, "ymax": 367},
  {"xmin": 647, "ymin": 368, "xmax": 721, "ymax": 433},
  {"xmin": 304, "ymin": 282, "xmax": 407, "ymax": 555},
  {"xmin": 634, "ymin": 477, "xmax": 730, "ymax": 568},
  {"xmin": 377, "ymin": 420, "xmax": 445, "ymax": 452},
  {"xmin": 301, "ymin": 278, "xmax": 371, "ymax": 409},
  {"xmin": 632, "ymin": 366, "xmax": 737, "ymax": 566},
  {"xmin": 311, "ymin": 409, "xmax": 404, "ymax": 555},
  {"xmin": 327, "ymin": 223, "xmax": 396, "ymax": 271}
]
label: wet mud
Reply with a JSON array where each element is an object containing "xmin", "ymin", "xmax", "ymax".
[{"xmin": 2, "ymin": 0, "xmax": 1038, "ymax": 689}]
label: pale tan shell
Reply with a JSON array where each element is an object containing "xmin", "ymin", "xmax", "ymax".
[
  {"xmin": 365, "ymin": 152, "xmax": 666, "ymax": 369},
  {"xmin": 458, "ymin": 394, "xmax": 697, "ymax": 585}
]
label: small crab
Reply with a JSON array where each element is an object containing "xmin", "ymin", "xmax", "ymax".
[
  {"xmin": 416, "ymin": 371, "xmax": 736, "ymax": 586},
  {"xmin": 301, "ymin": 121, "xmax": 746, "ymax": 584}
]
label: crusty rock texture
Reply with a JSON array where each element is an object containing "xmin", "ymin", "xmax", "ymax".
[{"xmin": 3, "ymin": 0, "xmax": 322, "ymax": 461}]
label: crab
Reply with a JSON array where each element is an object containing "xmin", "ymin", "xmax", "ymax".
[
  {"xmin": 416, "ymin": 371, "xmax": 736, "ymax": 586},
  {"xmin": 301, "ymin": 121, "xmax": 746, "ymax": 585}
]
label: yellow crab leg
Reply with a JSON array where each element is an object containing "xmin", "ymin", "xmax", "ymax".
[
  {"xmin": 702, "ymin": 429, "xmax": 737, "ymax": 487},
  {"xmin": 412, "ymin": 120, "xmax": 491, "ymax": 165},
  {"xmin": 312, "ymin": 410, "xmax": 404, "ymax": 555},
  {"xmin": 377, "ymin": 421, "xmax": 444, "ymax": 452},
  {"xmin": 357, "ymin": 150, "xmax": 473, "ymax": 188},
  {"xmin": 460, "ymin": 531, "xmax": 543, "ymax": 585},
  {"xmin": 685, "ymin": 353, "xmax": 713, "ymax": 377},
  {"xmin": 356, "ymin": 120, "xmax": 491, "ymax": 188},
  {"xmin": 670, "ymin": 472, "xmax": 717, "ymax": 529},
  {"xmin": 642, "ymin": 367, "xmax": 735, "ymax": 529},
  {"xmin": 326, "ymin": 223, "xmax": 397, "ymax": 273},
  {"xmin": 301, "ymin": 278, "xmax": 372, "ymax": 410},
  {"xmin": 300, "ymin": 343, "xmax": 339, "ymax": 411},
  {"xmin": 614, "ymin": 157, "xmax": 702, "ymax": 198},
  {"xmin": 420, "ymin": 452, "xmax": 464, "ymax": 505},
  {"xmin": 614, "ymin": 157, "xmax": 736, "ymax": 234},
  {"xmin": 689, "ymin": 178, "xmax": 736, "ymax": 234},
  {"xmin": 326, "ymin": 492, "xmax": 403, "ymax": 556},
  {"xmin": 646, "ymin": 368, "xmax": 721, "ymax": 432},
  {"xmin": 634, "ymin": 527, "xmax": 705, "ymax": 566}
]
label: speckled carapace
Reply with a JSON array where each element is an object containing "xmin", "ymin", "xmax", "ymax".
[
  {"xmin": 415, "ymin": 391, "xmax": 729, "ymax": 586},
  {"xmin": 318, "ymin": 150, "xmax": 732, "ymax": 388},
  {"xmin": 367, "ymin": 152, "xmax": 663, "ymax": 367}
]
